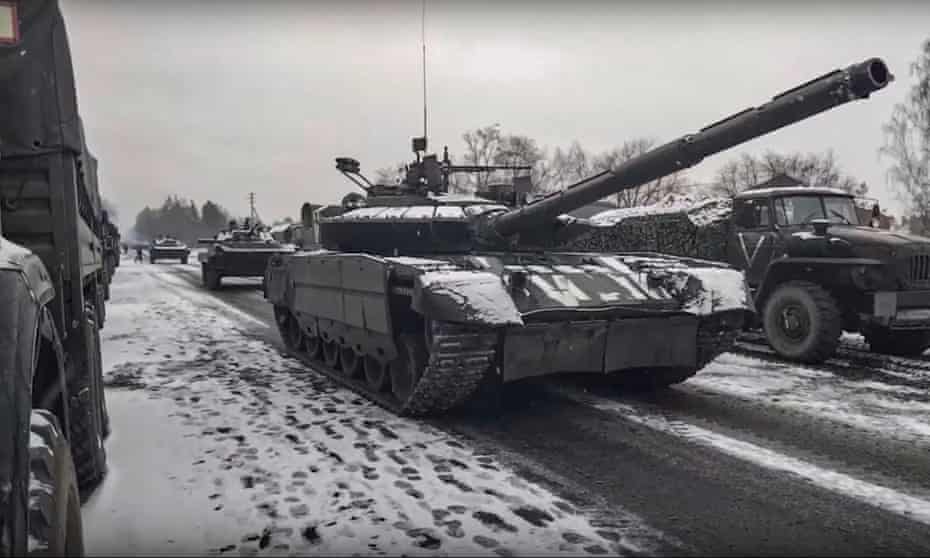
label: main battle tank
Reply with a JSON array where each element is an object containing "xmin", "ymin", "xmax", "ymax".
[
  {"xmin": 198, "ymin": 219, "xmax": 295, "ymax": 289},
  {"xmin": 265, "ymin": 57, "xmax": 891, "ymax": 416}
]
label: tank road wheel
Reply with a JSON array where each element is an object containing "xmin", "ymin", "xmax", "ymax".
[
  {"xmin": 284, "ymin": 314, "xmax": 304, "ymax": 353},
  {"xmin": 25, "ymin": 410, "xmax": 85, "ymax": 556},
  {"xmin": 304, "ymin": 333, "xmax": 322, "ymax": 361},
  {"xmin": 363, "ymin": 355, "xmax": 390, "ymax": 392},
  {"xmin": 762, "ymin": 281, "xmax": 842, "ymax": 363},
  {"xmin": 864, "ymin": 327, "xmax": 930, "ymax": 357},
  {"xmin": 390, "ymin": 334, "xmax": 428, "ymax": 405},
  {"xmin": 322, "ymin": 341, "xmax": 341, "ymax": 369},
  {"xmin": 340, "ymin": 347, "xmax": 363, "ymax": 378}
]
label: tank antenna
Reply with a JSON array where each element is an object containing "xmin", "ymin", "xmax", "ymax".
[{"xmin": 421, "ymin": 0, "xmax": 428, "ymax": 144}]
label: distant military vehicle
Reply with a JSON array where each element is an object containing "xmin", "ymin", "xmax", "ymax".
[
  {"xmin": 264, "ymin": 57, "xmax": 891, "ymax": 416},
  {"xmin": 149, "ymin": 236, "xmax": 190, "ymax": 264},
  {"xmin": 1, "ymin": 1, "xmax": 110, "ymax": 553},
  {"xmin": 198, "ymin": 219, "xmax": 295, "ymax": 290}
]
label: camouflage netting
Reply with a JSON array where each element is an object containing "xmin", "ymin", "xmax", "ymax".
[{"xmin": 554, "ymin": 194, "xmax": 734, "ymax": 261}]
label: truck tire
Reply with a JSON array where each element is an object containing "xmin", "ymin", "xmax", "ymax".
[
  {"xmin": 202, "ymin": 265, "xmax": 221, "ymax": 290},
  {"xmin": 69, "ymin": 310, "xmax": 108, "ymax": 501},
  {"xmin": 26, "ymin": 409, "xmax": 85, "ymax": 556},
  {"xmin": 864, "ymin": 327, "xmax": 930, "ymax": 357},
  {"xmin": 762, "ymin": 281, "xmax": 842, "ymax": 363}
]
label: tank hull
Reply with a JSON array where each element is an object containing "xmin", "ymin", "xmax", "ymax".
[{"xmin": 265, "ymin": 249, "xmax": 750, "ymax": 415}]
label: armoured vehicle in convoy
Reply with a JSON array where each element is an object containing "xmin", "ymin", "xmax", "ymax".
[
  {"xmin": 264, "ymin": 57, "xmax": 891, "ymax": 416},
  {"xmin": 149, "ymin": 236, "xmax": 190, "ymax": 264},
  {"xmin": 198, "ymin": 219, "xmax": 295, "ymax": 290},
  {"xmin": 724, "ymin": 184, "xmax": 930, "ymax": 361},
  {"xmin": 1, "ymin": 1, "xmax": 110, "ymax": 554}
]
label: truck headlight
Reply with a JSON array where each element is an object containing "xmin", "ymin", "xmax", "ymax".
[{"xmin": 851, "ymin": 265, "xmax": 887, "ymax": 290}]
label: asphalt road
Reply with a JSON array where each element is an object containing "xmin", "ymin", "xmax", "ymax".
[{"xmin": 159, "ymin": 262, "xmax": 930, "ymax": 556}]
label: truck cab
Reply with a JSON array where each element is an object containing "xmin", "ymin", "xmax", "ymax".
[{"xmin": 728, "ymin": 186, "xmax": 930, "ymax": 361}]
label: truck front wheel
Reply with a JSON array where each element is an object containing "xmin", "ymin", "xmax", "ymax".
[
  {"xmin": 762, "ymin": 281, "xmax": 842, "ymax": 364},
  {"xmin": 864, "ymin": 327, "xmax": 930, "ymax": 357}
]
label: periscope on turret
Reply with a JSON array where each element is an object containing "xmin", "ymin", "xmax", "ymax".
[{"xmin": 264, "ymin": 57, "xmax": 891, "ymax": 417}]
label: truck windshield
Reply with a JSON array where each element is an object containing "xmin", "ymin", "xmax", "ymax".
[{"xmin": 774, "ymin": 195, "xmax": 861, "ymax": 226}]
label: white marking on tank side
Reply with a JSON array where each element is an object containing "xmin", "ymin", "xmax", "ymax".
[
  {"xmin": 527, "ymin": 265, "xmax": 553, "ymax": 274},
  {"xmin": 605, "ymin": 273, "xmax": 649, "ymax": 300},
  {"xmin": 601, "ymin": 291, "xmax": 623, "ymax": 302},
  {"xmin": 557, "ymin": 387, "xmax": 930, "ymax": 528},
  {"xmin": 554, "ymin": 265, "xmax": 586, "ymax": 274},
  {"xmin": 597, "ymin": 255, "xmax": 635, "ymax": 275},
  {"xmin": 504, "ymin": 265, "xmax": 529, "ymax": 273},
  {"xmin": 552, "ymin": 274, "xmax": 592, "ymax": 301},
  {"xmin": 529, "ymin": 274, "xmax": 579, "ymax": 306},
  {"xmin": 472, "ymin": 256, "xmax": 492, "ymax": 269}
]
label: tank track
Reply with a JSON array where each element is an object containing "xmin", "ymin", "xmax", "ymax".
[
  {"xmin": 281, "ymin": 315, "xmax": 498, "ymax": 416},
  {"xmin": 697, "ymin": 320, "xmax": 740, "ymax": 369}
]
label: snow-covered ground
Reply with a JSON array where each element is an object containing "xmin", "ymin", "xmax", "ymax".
[
  {"xmin": 691, "ymin": 353, "xmax": 930, "ymax": 447},
  {"xmin": 84, "ymin": 259, "xmax": 662, "ymax": 556}
]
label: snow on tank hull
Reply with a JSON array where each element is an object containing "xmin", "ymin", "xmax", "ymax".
[{"xmin": 265, "ymin": 249, "xmax": 751, "ymax": 416}]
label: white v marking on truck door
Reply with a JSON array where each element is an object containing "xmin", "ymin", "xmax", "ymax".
[{"xmin": 738, "ymin": 234, "xmax": 767, "ymax": 267}]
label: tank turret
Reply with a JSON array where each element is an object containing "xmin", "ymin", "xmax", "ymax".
[{"xmin": 320, "ymin": 57, "xmax": 890, "ymax": 255}]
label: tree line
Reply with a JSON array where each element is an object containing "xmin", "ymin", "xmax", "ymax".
[
  {"xmin": 132, "ymin": 196, "xmax": 233, "ymax": 245},
  {"xmin": 376, "ymin": 125, "xmax": 871, "ymax": 210}
]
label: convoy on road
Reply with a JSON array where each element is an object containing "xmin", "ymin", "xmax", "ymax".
[
  {"xmin": 0, "ymin": 0, "xmax": 916, "ymax": 553},
  {"xmin": 263, "ymin": 56, "xmax": 891, "ymax": 416}
]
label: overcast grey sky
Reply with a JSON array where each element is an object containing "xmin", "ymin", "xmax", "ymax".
[{"xmin": 59, "ymin": 0, "xmax": 928, "ymax": 227}]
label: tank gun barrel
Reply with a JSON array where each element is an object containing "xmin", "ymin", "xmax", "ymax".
[{"xmin": 492, "ymin": 57, "xmax": 891, "ymax": 237}]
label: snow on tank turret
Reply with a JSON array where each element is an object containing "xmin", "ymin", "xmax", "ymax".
[{"xmin": 264, "ymin": 56, "xmax": 891, "ymax": 416}]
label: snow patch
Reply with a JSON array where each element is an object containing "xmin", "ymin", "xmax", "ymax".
[
  {"xmin": 86, "ymin": 262, "xmax": 660, "ymax": 555},
  {"xmin": 417, "ymin": 271, "xmax": 523, "ymax": 325},
  {"xmin": 588, "ymin": 193, "xmax": 732, "ymax": 227}
]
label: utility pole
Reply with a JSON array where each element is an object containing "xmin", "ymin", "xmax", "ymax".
[{"xmin": 248, "ymin": 192, "xmax": 260, "ymax": 225}]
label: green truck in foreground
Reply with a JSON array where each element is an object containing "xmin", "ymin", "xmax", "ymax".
[{"xmin": 1, "ymin": 1, "xmax": 109, "ymax": 554}]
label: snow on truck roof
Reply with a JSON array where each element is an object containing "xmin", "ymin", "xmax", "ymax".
[{"xmin": 734, "ymin": 186, "xmax": 852, "ymax": 199}]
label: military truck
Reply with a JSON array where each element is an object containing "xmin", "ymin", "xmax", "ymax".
[
  {"xmin": 149, "ymin": 236, "xmax": 190, "ymax": 264},
  {"xmin": 576, "ymin": 174, "xmax": 930, "ymax": 362},
  {"xmin": 726, "ymin": 184, "xmax": 930, "ymax": 361},
  {"xmin": 0, "ymin": 1, "xmax": 110, "ymax": 554}
]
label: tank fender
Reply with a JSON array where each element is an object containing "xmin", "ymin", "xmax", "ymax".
[
  {"xmin": 412, "ymin": 270, "xmax": 524, "ymax": 326},
  {"xmin": 263, "ymin": 254, "xmax": 292, "ymax": 305},
  {"xmin": 756, "ymin": 257, "xmax": 886, "ymax": 306}
]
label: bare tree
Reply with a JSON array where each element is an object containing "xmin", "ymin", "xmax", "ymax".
[
  {"xmin": 710, "ymin": 150, "xmax": 868, "ymax": 197},
  {"xmin": 461, "ymin": 124, "xmax": 502, "ymax": 190},
  {"xmin": 494, "ymin": 134, "xmax": 548, "ymax": 194},
  {"xmin": 880, "ymin": 38, "xmax": 930, "ymax": 235},
  {"xmin": 591, "ymin": 138, "xmax": 689, "ymax": 207}
]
